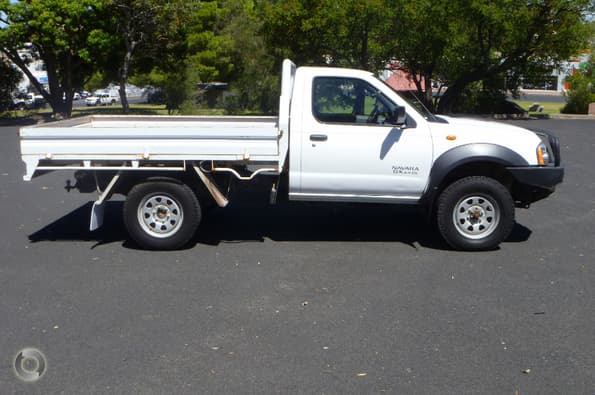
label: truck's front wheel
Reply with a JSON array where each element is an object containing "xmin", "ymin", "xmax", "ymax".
[
  {"xmin": 123, "ymin": 181, "xmax": 201, "ymax": 250},
  {"xmin": 436, "ymin": 176, "xmax": 514, "ymax": 251}
]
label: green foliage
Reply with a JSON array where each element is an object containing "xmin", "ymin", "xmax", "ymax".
[
  {"xmin": 136, "ymin": 66, "xmax": 190, "ymax": 114},
  {"xmin": 85, "ymin": 71, "xmax": 110, "ymax": 93},
  {"xmin": 0, "ymin": 0, "xmax": 107, "ymax": 116},
  {"xmin": 261, "ymin": 0, "xmax": 386, "ymax": 70},
  {"xmin": 2, "ymin": 0, "xmax": 592, "ymax": 116},
  {"xmin": 434, "ymin": 0, "xmax": 591, "ymax": 112},
  {"xmin": 221, "ymin": 0, "xmax": 278, "ymax": 114},
  {"xmin": 562, "ymin": 55, "xmax": 595, "ymax": 114},
  {"xmin": 451, "ymin": 83, "xmax": 518, "ymax": 114},
  {"xmin": 113, "ymin": 0, "xmax": 241, "ymax": 113},
  {"xmin": 383, "ymin": 0, "xmax": 451, "ymax": 106},
  {"xmin": 186, "ymin": 0, "xmax": 235, "ymax": 83},
  {"xmin": 0, "ymin": 58, "xmax": 22, "ymax": 111},
  {"xmin": 261, "ymin": 0, "xmax": 591, "ymax": 113},
  {"xmin": 90, "ymin": 0, "xmax": 192, "ymax": 112}
]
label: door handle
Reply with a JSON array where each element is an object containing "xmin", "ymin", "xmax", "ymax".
[{"xmin": 310, "ymin": 134, "xmax": 328, "ymax": 142}]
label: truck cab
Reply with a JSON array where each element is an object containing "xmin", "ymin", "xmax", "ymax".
[
  {"xmin": 283, "ymin": 60, "xmax": 562, "ymax": 250},
  {"xmin": 286, "ymin": 62, "xmax": 561, "ymax": 202}
]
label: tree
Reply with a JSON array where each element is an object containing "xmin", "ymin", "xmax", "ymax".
[
  {"xmin": 107, "ymin": 0, "xmax": 156, "ymax": 112},
  {"xmin": 562, "ymin": 62, "xmax": 595, "ymax": 113},
  {"xmin": 0, "ymin": 0, "xmax": 105, "ymax": 117},
  {"xmin": 382, "ymin": 0, "xmax": 592, "ymax": 112},
  {"xmin": 99, "ymin": 0, "xmax": 184, "ymax": 113},
  {"xmin": 382, "ymin": 0, "xmax": 451, "ymax": 108},
  {"xmin": 0, "ymin": 57, "xmax": 21, "ymax": 111},
  {"xmin": 261, "ymin": 0, "xmax": 334, "ymax": 66},
  {"xmin": 125, "ymin": 0, "xmax": 239, "ymax": 113},
  {"xmin": 261, "ymin": 0, "xmax": 387, "ymax": 70},
  {"xmin": 215, "ymin": 0, "xmax": 278, "ymax": 113},
  {"xmin": 128, "ymin": 13, "xmax": 190, "ymax": 114},
  {"xmin": 332, "ymin": 0, "xmax": 387, "ymax": 70},
  {"xmin": 433, "ymin": 0, "xmax": 591, "ymax": 113},
  {"xmin": 260, "ymin": 0, "xmax": 591, "ymax": 114},
  {"xmin": 562, "ymin": 40, "xmax": 594, "ymax": 113},
  {"xmin": 186, "ymin": 0, "xmax": 236, "ymax": 83}
]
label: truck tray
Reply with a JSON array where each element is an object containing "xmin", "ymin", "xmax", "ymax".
[{"xmin": 20, "ymin": 115, "xmax": 281, "ymax": 180}]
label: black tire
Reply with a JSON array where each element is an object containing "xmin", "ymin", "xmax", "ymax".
[
  {"xmin": 436, "ymin": 176, "xmax": 515, "ymax": 251},
  {"xmin": 123, "ymin": 181, "xmax": 201, "ymax": 250}
]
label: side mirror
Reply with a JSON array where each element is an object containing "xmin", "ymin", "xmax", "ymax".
[{"xmin": 391, "ymin": 106, "xmax": 407, "ymax": 126}]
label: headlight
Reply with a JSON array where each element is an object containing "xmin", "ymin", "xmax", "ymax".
[
  {"xmin": 536, "ymin": 142, "xmax": 550, "ymax": 165},
  {"xmin": 531, "ymin": 128, "xmax": 560, "ymax": 166}
]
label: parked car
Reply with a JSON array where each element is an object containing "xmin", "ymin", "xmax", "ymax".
[
  {"xmin": 12, "ymin": 93, "xmax": 46, "ymax": 110},
  {"xmin": 86, "ymin": 93, "xmax": 119, "ymax": 106},
  {"xmin": 63, "ymin": 92, "xmax": 81, "ymax": 101},
  {"xmin": 85, "ymin": 95, "xmax": 100, "ymax": 106},
  {"xmin": 145, "ymin": 87, "xmax": 165, "ymax": 104}
]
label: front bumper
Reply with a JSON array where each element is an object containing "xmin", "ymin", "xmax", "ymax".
[{"xmin": 507, "ymin": 166, "xmax": 564, "ymax": 207}]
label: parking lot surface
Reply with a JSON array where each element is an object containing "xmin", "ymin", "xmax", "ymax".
[{"xmin": 0, "ymin": 118, "xmax": 594, "ymax": 394}]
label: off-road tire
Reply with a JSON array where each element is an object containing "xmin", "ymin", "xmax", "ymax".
[
  {"xmin": 123, "ymin": 181, "xmax": 201, "ymax": 250},
  {"xmin": 437, "ymin": 176, "xmax": 515, "ymax": 251}
]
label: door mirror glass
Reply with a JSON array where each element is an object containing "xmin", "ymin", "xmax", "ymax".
[{"xmin": 390, "ymin": 106, "xmax": 407, "ymax": 126}]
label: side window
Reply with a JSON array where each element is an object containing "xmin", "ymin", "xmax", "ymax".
[{"xmin": 312, "ymin": 77, "xmax": 399, "ymax": 125}]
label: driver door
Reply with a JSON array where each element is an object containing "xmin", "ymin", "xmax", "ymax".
[{"xmin": 295, "ymin": 76, "xmax": 432, "ymax": 202}]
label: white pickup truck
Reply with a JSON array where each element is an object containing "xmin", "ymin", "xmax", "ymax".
[
  {"xmin": 20, "ymin": 59, "xmax": 563, "ymax": 251},
  {"xmin": 85, "ymin": 92, "xmax": 119, "ymax": 106}
]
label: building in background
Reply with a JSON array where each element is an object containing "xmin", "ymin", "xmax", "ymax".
[
  {"xmin": 515, "ymin": 53, "xmax": 591, "ymax": 92},
  {"xmin": 383, "ymin": 53, "xmax": 592, "ymax": 95}
]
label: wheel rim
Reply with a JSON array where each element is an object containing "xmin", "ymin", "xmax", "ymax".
[
  {"xmin": 137, "ymin": 193, "xmax": 184, "ymax": 238},
  {"xmin": 452, "ymin": 194, "xmax": 499, "ymax": 240}
]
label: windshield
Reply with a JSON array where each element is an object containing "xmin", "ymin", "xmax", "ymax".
[{"xmin": 380, "ymin": 80, "xmax": 447, "ymax": 123}]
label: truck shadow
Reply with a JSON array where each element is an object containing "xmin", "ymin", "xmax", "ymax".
[
  {"xmin": 28, "ymin": 201, "xmax": 128, "ymax": 248},
  {"xmin": 28, "ymin": 200, "xmax": 532, "ymax": 250},
  {"xmin": 196, "ymin": 201, "xmax": 444, "ymax": 248}
]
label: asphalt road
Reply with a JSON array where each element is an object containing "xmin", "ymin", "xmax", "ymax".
[
  {"xmin": 0, "ymin": 119, "xmax": 594, "ymax": 394},
  {"xmin": 518, "ymin": 92, "xmax": 566, "ymax": 103}
]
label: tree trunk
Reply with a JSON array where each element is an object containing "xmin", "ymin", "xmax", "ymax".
[
  {"xmin": 411, "ymin": 74, "xmax": 424, "ymax": 99},
  {"xmin": 359, "ymin": 24, "xmax": 369, "ymax": 70},
  {"xmin": 54, "ymin": 99, "xmax": 71, "ymax": 118},
  {"xmin": 119, "ymin": 78, "xmax": 129, "ymax": 113},
  {"xmin": 119, "ymin": 42, "xmax": 135, "ymax": 114},
  {"xmin": 423, "ymin": 72, "xmax": 434, "ymax": 111},
  {"xmin": 436, "ymin": 69, "xmax": 486, "ymax": 114},
  {"xmin": 119, "ymin": 65, "xmax": 130, "ymax": 114},
  {"xmin": 408, "ymin": 71, "xmax": 427, "ymax": 107},
  {"xmin": 436, "ymin": 85, "xmax": 461, "ymax": 114}
]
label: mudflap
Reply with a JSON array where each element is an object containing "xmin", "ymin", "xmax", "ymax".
[{"xmin": 90, "ymin": 200, "xmax": 105, "ymax": 231}]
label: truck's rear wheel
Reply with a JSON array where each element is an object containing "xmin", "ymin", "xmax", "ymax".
[
  {"xmin": 123, "ymin": 181, "xmax": 201, "ymax": 250},
  {"xmin": 436, "ymin": 176, "xmax": 514, "ymax": 251}
]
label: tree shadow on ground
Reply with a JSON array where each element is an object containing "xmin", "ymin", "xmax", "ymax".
[{"xmin": 0, "ymin": 113, "xmax": 53, "ymax": 126}]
